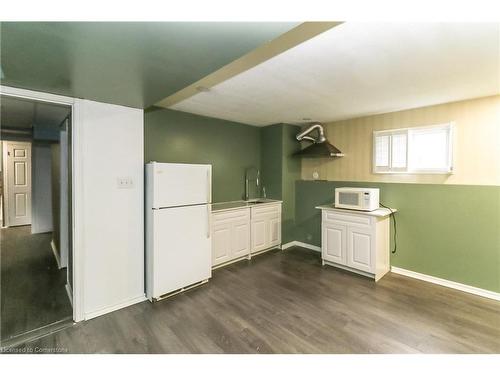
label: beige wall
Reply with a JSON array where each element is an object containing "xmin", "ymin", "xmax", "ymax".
[{"xmin": 301, "ymin": 95, "xmax": 500, "ymax": 186}]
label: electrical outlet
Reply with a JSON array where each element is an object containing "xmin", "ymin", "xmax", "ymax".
[{"xmin": 117, "ymin": 177, "xmax": 134, "ymax": 189}]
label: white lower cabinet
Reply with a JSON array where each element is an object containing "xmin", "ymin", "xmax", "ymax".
[
  {"xmin": 319, "ymin": 208, "xmax": 392, "ymax": 281},
  {"xmin": 211, "ymin": 202, "xmax": 282, "ymax": 268},
  {"xmin": 346, "ymin": 225, "xmax": 374, "ymax": 273},
  {"xmin": 322, "ymin": 222, "xmax": 346, "ymax": 265},
  {"xmin": 251, "ymin": 204, "xmax": 282, "ymax": 254},
  {"xmin": 212, "ymin": 208, "xmax": 251, "ymax": 267}
]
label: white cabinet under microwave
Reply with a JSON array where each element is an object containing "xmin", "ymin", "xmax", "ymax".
[{"xmin": 335, "ymin": 187, "xmax": 379, "ymax": 212}]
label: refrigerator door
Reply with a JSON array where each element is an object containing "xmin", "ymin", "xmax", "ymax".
[
  {"xmin": 147, "ymin": 162, "xmax": 211, "ymax": 208},
  {"xmin": 148, "ymin": 204, "xmax": 211, "ymax": 299}
]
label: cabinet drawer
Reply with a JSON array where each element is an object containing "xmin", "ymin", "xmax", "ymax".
[
  {"xmin": 323, "ymin": 211, "xmax": 371, "ymax": 227},
  {"xmin": 213, "ymin": 207, "xmax": 250, "ymax": 224},
  {"xmin": 251, "ymin": 204, "xmax": 281, "ymax": 218}
]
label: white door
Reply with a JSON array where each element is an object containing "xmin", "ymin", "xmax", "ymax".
[
  {"xmin": 251, "ymin": 215, "xmax": 267, "ymax": 254},
  {"xmin": 322, "ymin": 222, "xmax": 346, "ymax": 264},
  {"xmin": 268, "ymin": 216, "xmax": 281, "ymax": 247},
  {"xmin": 212, "ymin": 222, "xmax": 232, "ymax": 266},
  {"xmin": 151, "ymin": 204, "xmax": 211, "ymax": 298},
  {"xmin": 60, "ymin": 125, "xmax": 69, "ymax": 268},
  {"xmin": 232, "ymin": 219, "xmax": 251, "ymax": 259},
  {"xmin": 346, "ymin": 226, "xmax": 374, "ymax": 273},
  {"xmin": 5, "ymin": 142, "xmax": 32, "ymax": 227},
  {"xmin": 148, "ymin": 162, "xmax": 211, "ymax": 208}
]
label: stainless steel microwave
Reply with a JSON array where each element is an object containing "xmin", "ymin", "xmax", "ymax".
[{"xmin": 335, "ymin": 187, "xmax": 380, "ymax": 211}]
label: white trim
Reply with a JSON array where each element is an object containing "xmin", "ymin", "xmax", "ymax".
[
  {"xmin": 0, "ymin": 85, "xmax": 75, "ymax": 106},
  {"xmin": 50, "ymin": 239, "xmax": 62, "ymax": 269},
  {"xmin": 212, "ymin": 255, "xmax": 249, "ymax": 270},
  {"xmin": 71, "ymin": 99, "xmax": 85, "ymax": 322},
  {"xmin": 391, "ymin": 266, "xmax": 500, "ymax": 302},
  {"xmin": 65, "ymin": 283, "xmax": 73, "ymax": 307},
  {"xmin": 250, "ymin": 244, "xmax": 282, "ymax": 257},
  {"xmin": 281, "ymin": 241, "xmax": 321, "ymax": 252},
  {"xmin": 1, "ymin": 85, "xmax": 84, "ymax": 322},
  {"xmin": 323, "ymin": 260, "xmax": 375, "ymax": 279},
  {"xmin": 2, "ymin": 141, "xmax": 9, "ymax": 227},
  {"xmin": 84, "ymin": 295, "xmax": 147, "ymax": 320}
]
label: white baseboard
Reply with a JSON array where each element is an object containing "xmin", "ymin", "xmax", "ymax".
[
  {"xmin": 65, "ymin": 283, "xmax": 73, "ymax": 307},
  {"xmin": 391, "ymin": 266, "xmax": 500, "ymax": 302},
  {"xmin": 282, "ymin": 241, "xmax": 321, "ymax": 252},
  {"xmin": 84, "ymin": 294, "xmax": 147, "ymax": 320},
  {"xmin": 50, "ymin": 239, "xmax": 62, "ymax": 269}
]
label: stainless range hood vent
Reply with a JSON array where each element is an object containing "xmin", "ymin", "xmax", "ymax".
[{"xmin": 294, "ymin": 123, "xmax": 344, "ymax": 158}]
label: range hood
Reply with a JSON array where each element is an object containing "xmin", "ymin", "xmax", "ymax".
[{"xmin": 294, "ymin": 123, "xmax": 344, "ymax": 158}]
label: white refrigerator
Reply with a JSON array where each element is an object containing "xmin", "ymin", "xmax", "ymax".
[{"xmin": 145, "ymin": 162, "xmax": 212, "ymax": 301}]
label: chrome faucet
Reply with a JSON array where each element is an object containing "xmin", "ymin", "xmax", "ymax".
[{"xmin": 244, "ymin": 166, "xmax": 260, "ymax": 201}]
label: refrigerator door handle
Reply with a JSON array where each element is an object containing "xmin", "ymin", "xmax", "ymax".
[
  {"xmin": 206, "ymin": 169, "xmax": 211, "ymax": 203},
  {"xmin": 206, "ymin": 204, "xmax": 211, "ymax": 238}
]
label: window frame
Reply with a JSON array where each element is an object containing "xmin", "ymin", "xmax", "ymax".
[{"xmin": 372, "ymin": 122, "xmax": 454, "ymax": 175}]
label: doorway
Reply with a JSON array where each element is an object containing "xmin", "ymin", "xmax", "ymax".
[{"xmin": 0, "ymin": 95, "xmax": 73, "ymax": 345}]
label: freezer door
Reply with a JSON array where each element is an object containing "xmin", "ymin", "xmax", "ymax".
[
  {"xmin": 147, "ymin": 162, "xmax": 211, "ymax": 208},
  {"xmin": 148, "ymin": 204, "xmax": 211, "ymax": 298}
]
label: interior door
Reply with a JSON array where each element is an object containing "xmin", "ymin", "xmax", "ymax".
[
  {"xmin": 6, "ymin": 142, "xmax": 32, "ymax": 227},
  {"xmin": 322, "ymin": 222, "xmax": 346, "ymax": 264}
]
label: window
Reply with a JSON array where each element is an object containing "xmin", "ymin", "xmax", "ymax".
[{"xmin": 373, "ymin": 123, "xmax": 453, "ymax": 174}]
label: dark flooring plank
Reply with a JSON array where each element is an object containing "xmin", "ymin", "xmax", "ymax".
[
  {"xmin": 1, "ymin": 226, "xmax": 73, "ymax": 342},
  {"xmin": 10, "ymin": 247, "xmax": 500, "ymax": 353}
]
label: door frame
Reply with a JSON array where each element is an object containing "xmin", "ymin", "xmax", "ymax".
[
  {"xmin": 2, "ymin": 141, "xmax": 32, "ymax": 227},
  {"xmin": 0, "ymin": 85, "xmax": 85, "ymax": 322}
]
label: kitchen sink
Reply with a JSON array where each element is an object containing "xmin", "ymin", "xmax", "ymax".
[{"xmin": 246, "ymin": 199, "xmax": 272, "ymax": 205}]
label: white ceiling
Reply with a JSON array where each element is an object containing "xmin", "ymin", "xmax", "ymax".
[
  {"xmin": 1, "ymin": 95, "xmax": 71, "ymax": 129},
  {"xmin": 170, "ymin": 22, "xmax": 500, "ymax": 126}
]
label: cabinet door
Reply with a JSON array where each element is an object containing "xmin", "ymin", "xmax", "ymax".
[
  {"xmin": 346, "ymin": 226, "xmax": 374, "ymax": 273},
  {"xmin": 251, "ymin": 215, "xmax": 268, "ymax": 253},
  {"xmin": 212, "ymin": 222, "xmax": 232, "ymax": 266},
  {"xmin": 322, "ymin": 223, "xmax": 346, "ymax": 264},
  {"xmin": 232, "ymin": 219, "xmax": 250, "ymax": 258},
  {"xmin": 268, "ymin": 216, "xmax": 281, "ymax": 247}
]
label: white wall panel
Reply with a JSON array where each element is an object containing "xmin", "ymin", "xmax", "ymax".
[
  {"xmin": 31, "ymin": 144, "xmax": 53, "ymax": 234},
  {"xmin": 79, "ymin": 100, "xmax": 144, "ymax": 318}
]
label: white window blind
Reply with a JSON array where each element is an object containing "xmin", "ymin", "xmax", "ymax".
[
  {"xmin": 390, "ymin": 133, "xmax": 407, "ymax": 169},
  {"xmin": 375, "ymin": 135, "xmax": 390, "ymax": 168},
  {"xmin": 373, "ymin": 123, "xmax": 453, "ymax": 174}
]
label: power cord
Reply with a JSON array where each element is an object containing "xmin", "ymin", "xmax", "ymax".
[{"xmin": 379, "ymin": 202, "xmax": 397, "ymax": 254}]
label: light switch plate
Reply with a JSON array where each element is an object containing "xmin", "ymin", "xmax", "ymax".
[{"xmin": 117, "ymin": 177, "xmax": 134, "ymax": 189}]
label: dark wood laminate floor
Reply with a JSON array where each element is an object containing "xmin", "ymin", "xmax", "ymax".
[
  {"xmin": 11, "ymin": 246, "xmax": 500, "ymax": 353},
  {"xmin": 1, "ymin": 226, "xmax": 72, "ymax": 342}
]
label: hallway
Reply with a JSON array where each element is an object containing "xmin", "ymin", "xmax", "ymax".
[{"xmin": 1, "ymin": 226, "xmax": 72, "ymax": 343}]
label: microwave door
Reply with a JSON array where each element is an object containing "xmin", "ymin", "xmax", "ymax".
[{"xmin": 339, "ymin": 191, "xmax": 360, "ymax": 207}]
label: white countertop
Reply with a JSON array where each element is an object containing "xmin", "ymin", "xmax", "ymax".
[
  {"xmin": 212, "ymin": 199, "xmax": 282, "ymax": 213},
  {"xmin": 316, "ymin": 204, "xmax": 397, "ymax": 218}
]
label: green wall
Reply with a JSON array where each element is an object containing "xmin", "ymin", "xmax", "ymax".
[
  {"xmin": 144, "ymin": 108, "xmax": 499, "ymax": 293},
  {"xmin": 260, "ymin": 125, "xmax": 283, "ymax": 200},
  {"xmin": 144, "ymin": 108, "xmax": 261, "ymax": 203},
  {"xmin": 294, "ymin": 180, "xmax": 500, "ymax": 293},
  {"xmin": 260, "ymin": 123, "xmax": 301, "ymax": 243}
]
